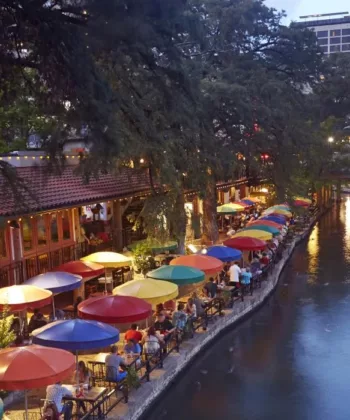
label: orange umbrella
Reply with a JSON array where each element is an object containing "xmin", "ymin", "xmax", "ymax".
[
  {"xmin": 0, "ymin": 285, "xmax": 52, "ymax": 311},
  {"xmin": 170, "ymin": 255, "xmax": 223, "ymax": 275},
  {"xmin": 0, "ymin": 345, "xmax": 75, "ymax": 419}
]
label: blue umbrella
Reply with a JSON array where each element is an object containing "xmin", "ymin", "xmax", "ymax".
[
  {"xmin": 32, "ymin": 319, "xmax": 120, "ymax": 351},
  {"xmin": 260, "ymin": 216, "xmax": 287, "ymax": 225},
  {"xmin": 32, "ymin": 319, "xmax": 120, "ymax": 384},
  {"xmin": 241, "ymin": 199, "xmax": 255, "ymax": 206},
  {"xmin": 24, "ymin": 272, "xmax": 82, "ymax": 294},
  {"xmin": 24, "ymin": 272, "xmax": 82, "ymax": 319},
  {"xmin": 205, "ymin": 246, "xmax": 242, "ymax": 262}
]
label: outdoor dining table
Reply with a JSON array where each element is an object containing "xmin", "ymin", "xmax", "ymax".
[{"xmin": 63, "ymin": 384, "xmax": 107, "ymax": 416}]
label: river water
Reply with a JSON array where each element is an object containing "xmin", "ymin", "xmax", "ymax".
[{"xmin": 145, "ymin": 200, "xmax": 350, "ymax": 420}]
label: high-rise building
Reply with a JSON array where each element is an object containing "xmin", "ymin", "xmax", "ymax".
[{"xmin": 296, "ymin": 12, "xmax": 350, "ymax": 54}]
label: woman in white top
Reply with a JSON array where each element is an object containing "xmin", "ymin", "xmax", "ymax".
[{"xmin": 142, "ymin": 326, "xmax": 164, "ymax": 355}]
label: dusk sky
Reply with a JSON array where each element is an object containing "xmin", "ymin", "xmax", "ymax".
[{"xmin": 265, "ymin": 0, "xmax": 349, "ymax": 21}]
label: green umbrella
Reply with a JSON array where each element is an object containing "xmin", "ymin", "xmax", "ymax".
[
  {"xmin": 243, "ymin": 224, "xmax": 280, "ymax": 236},
  {"xmin": 146, "ymin": 265, "xmax": 205, "ymax": 286},
  {"xmin": 129, "ymin": 240, "xmax": 178, "ymax": 253}
]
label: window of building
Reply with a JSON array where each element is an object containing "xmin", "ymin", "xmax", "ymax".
[
  {"xmin": 0, "ymin": 229, "xmax": 6, "ymax": 258},
  {"xmin": 37, "ymin": 215, "xmax": 47, "ymax": 246},
  {"xmin": 342, "ymin": 29, "xmax": 350, "ymax": 35},
  {"xmin": 330, "ymin": 29, "xmax": 341, "ymax": 37},
  {"xmin": 330, "ymin": 45, "xmax": 341, "ymax": 52},
  {"xmin": 330, "ymin": 37, "xmax": 341, "ymax": 45},
  {"xmin": 50, "ymin": 213, "xmax": 59, "ymax": 243},
  {"xmin": 62, "ymin": 210, "xmax": 71, "ymax": 240},
  {"xmin": 22, "ymin": 217, "xmax": 33, "ymax": 251},
  {"xmin": 342, "ymin": 44, "xmax": 350, "ymax": 51},
  {"xmin": 317, "ymin": 30, "xmax": 328, "ymax": 38},
  {"xmin": 320, "ymin": 45, "xmax": 328, "ymax": 53},
  {"xmin": 317, "ymin": 38, "xmax": 328, "ymax": 46},
  {"xmin": 342, "ymin": 36, "xmax": 350, "ymax": 43}
]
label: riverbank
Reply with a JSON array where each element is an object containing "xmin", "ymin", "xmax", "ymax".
[{"xmin": 109, "ymin": 210, "xmax": 324, "ymax": 420}]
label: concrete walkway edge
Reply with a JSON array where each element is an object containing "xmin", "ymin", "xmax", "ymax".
[{"xmin": 114, "ymin": 215, "xmax": 320, "ymax": 420}]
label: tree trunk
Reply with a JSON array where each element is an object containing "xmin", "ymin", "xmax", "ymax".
[
  {"xmin": 202, "ymin": 176, "xmax": 219, "ymax": 244},
  {"xmin": 173, "ymin": 189, "xmax": 187, "ymax": 254}
]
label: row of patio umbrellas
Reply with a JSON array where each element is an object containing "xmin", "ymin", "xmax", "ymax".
[{"xmin": 217, "ymin": 196, "xmax": 261, "ymax": 215}]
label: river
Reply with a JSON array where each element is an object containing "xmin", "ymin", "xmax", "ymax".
[{"xmin": 144, "ymin": 200, "xmax": 350, "ymax": 420}]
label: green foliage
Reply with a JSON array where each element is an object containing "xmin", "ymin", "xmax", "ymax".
[
  {"xmin": 132, "ymin": 243, "xmax": 154, "ymax": 275},
  {"xmin": 0, "ymin": 306, "xmax": 16, "ymax": 349}
]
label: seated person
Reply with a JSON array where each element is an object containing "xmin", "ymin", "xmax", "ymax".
[
  {"xmin": 191, "ymin": 292, "xmax": 205, "ymax": 318},
  {"xmin": 28, "ymin": 311, "xmax": 47, "ymax": 333},
  {"xmin": 260, "ymin": 252, "xmax": 270, "ymax": 266},
  {"xmin": 203, "ymin": 277, "xmax": 218, "ymax": 298},
  {"xmin": 154, "ymin": 313, "xmax": 175, "ymax": 340},
  {"xmin": 250, "ymin": 258, "xmax": 262, "ymax": 276},
  {"xmin": 227, "ymin": 226, "xmax": 236, "ymax": 237},
  {"xmin": 125, "ymin": 324, "xmax": 143, "ymax": 344},
  {"xmin": 172, "ymin": 303, "xmax": 188, "ymax": 331},
  {"xmin": 105, "ymin": 345, "xmax": 127, "ymax": 382},
  {"xmin": 124, "ymin": 338, "xmax": 142, "ymax": 366},
  {"xmin": 142, "ymin": 327, "xmax": 164, "ymax": 355},
  {"xmin": 45, "ymin": 382, "xmax": 73, "ymax": 420},
  {"xmin": 124, "ymin": 338, "xmax": 141, "ymax": 356}
]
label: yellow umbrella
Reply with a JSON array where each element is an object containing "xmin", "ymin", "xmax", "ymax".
[
  {"xmin": 81, "ymin": 252, "xmax": 132, "ymax": 293},
  {"xmin": 81, "ymin": 252, "xmax": 132, "ymax": 268},
  {"xmin": 232, "ymin": 229, "xmax": 273, "ymax": 241},
  {"xmin": 113, "ymin": 278, "xmax": 178, "ymax": 307}
]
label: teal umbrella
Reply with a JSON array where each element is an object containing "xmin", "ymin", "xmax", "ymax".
[
  {"xmin": 146, "ymin": 265, "xmax": 205, "ymax": 286},
  {"xmin": 129, "ymin": 240, "xmax": 178, "ymax": 253},
  {"xmin": 243, "ymin": 224, "xmax": 280, "ymax": 236}
]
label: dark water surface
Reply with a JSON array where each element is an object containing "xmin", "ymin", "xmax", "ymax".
[{"xmin": 145, "ymin": 201, "xmax": 350, "ymax": 420}]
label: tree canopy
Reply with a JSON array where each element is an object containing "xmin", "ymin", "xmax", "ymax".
[{"xmin": 1, "ymin": 0, "xmax": 347, "ymax": 243}]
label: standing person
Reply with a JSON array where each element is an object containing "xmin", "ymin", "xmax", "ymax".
[
  {"xmin": 191, "ymin": 292, "xmax": 205, "ymax": 318},
  {"xmin": 186, "ymin": 298, "xmax": 197, "ymax": 318},
  {"xmin": 124, "ymin": 324, "xmax": 143, "ymax": 344},
  {"xmin": 105, "ymin": 345, "xmax": 127, "ymax": 382},
  {"xmin": 45, "ymin": 382, "xmax": 73, "ymax": 420},
  {"xmin": 241, "ymin": 267, "xmax": 252, "ymax": 286},
  {"xmin": 203, "ymin": 277, "xmax": 218, "ymax": 298},
  {"xmin": 229, "ymin": 261, "xmax": 241, "ymax": 286}
]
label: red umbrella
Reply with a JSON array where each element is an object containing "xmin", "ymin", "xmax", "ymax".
[
  {"xmin": 0, "ymin": 285, "xmax": 52, "ymax": 312},
  {"xmin": 247, "ymin": 220, "xmax": 283, "ymax": 230},
  {"xmin": 170, "ymin": 255, "xmax": 223, "ymax": 275},
  {"xmin": 0, "ymin": 345, "xmax": 75, "ymax": 419},
  {"xmin": 78, "ymin": 295, "xmax": 152, "ymax": 323},
  {"xmin": 54, "ymin": 260, "xmax": 105, "ymax": 278},
  {"xmin": 224, "ymin": 237, "xmax": 266, "ymax": 251}
]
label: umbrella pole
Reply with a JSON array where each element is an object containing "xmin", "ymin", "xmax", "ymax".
[
  {"xmin": 76, "ymin": 351, "xmax": 79, "ymax": 386},
  {"xmin": 104, "ymin": 268, "xmax": 107, "ymax": 294},
  {"xmin": 52, "ymin": 297, "xmax": 56, "ymax": 320},
  {"xmin": 24, "ymin": 390, "xmax": 28, "ymax": 420}
]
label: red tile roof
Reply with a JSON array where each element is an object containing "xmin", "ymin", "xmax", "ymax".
[{"xmin": 0, "ymin": 165, "xmax": 151, "ymax": 216}]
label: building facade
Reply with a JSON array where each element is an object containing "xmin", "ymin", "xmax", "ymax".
[
  {"xmin": 296, "ymin": 15, "xmax": 350, "ymax": 54},
  {"xmin": 0, "ymin": 150, "xmax": 254, "ymax": 287}
]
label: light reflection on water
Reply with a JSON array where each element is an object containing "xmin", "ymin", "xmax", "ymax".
[{"xmin": 146, "ymin": 202, "xmax": 350, "ymax": 420}]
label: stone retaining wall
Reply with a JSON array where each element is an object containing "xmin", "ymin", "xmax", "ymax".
[{"xmin": 114, "ymin": 221, "xmax": 315, "ymax": 420}]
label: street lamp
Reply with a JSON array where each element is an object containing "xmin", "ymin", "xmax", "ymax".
[{"xmin": 328, "ymin": 136, "xmax": 334, "ymax": 143}]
